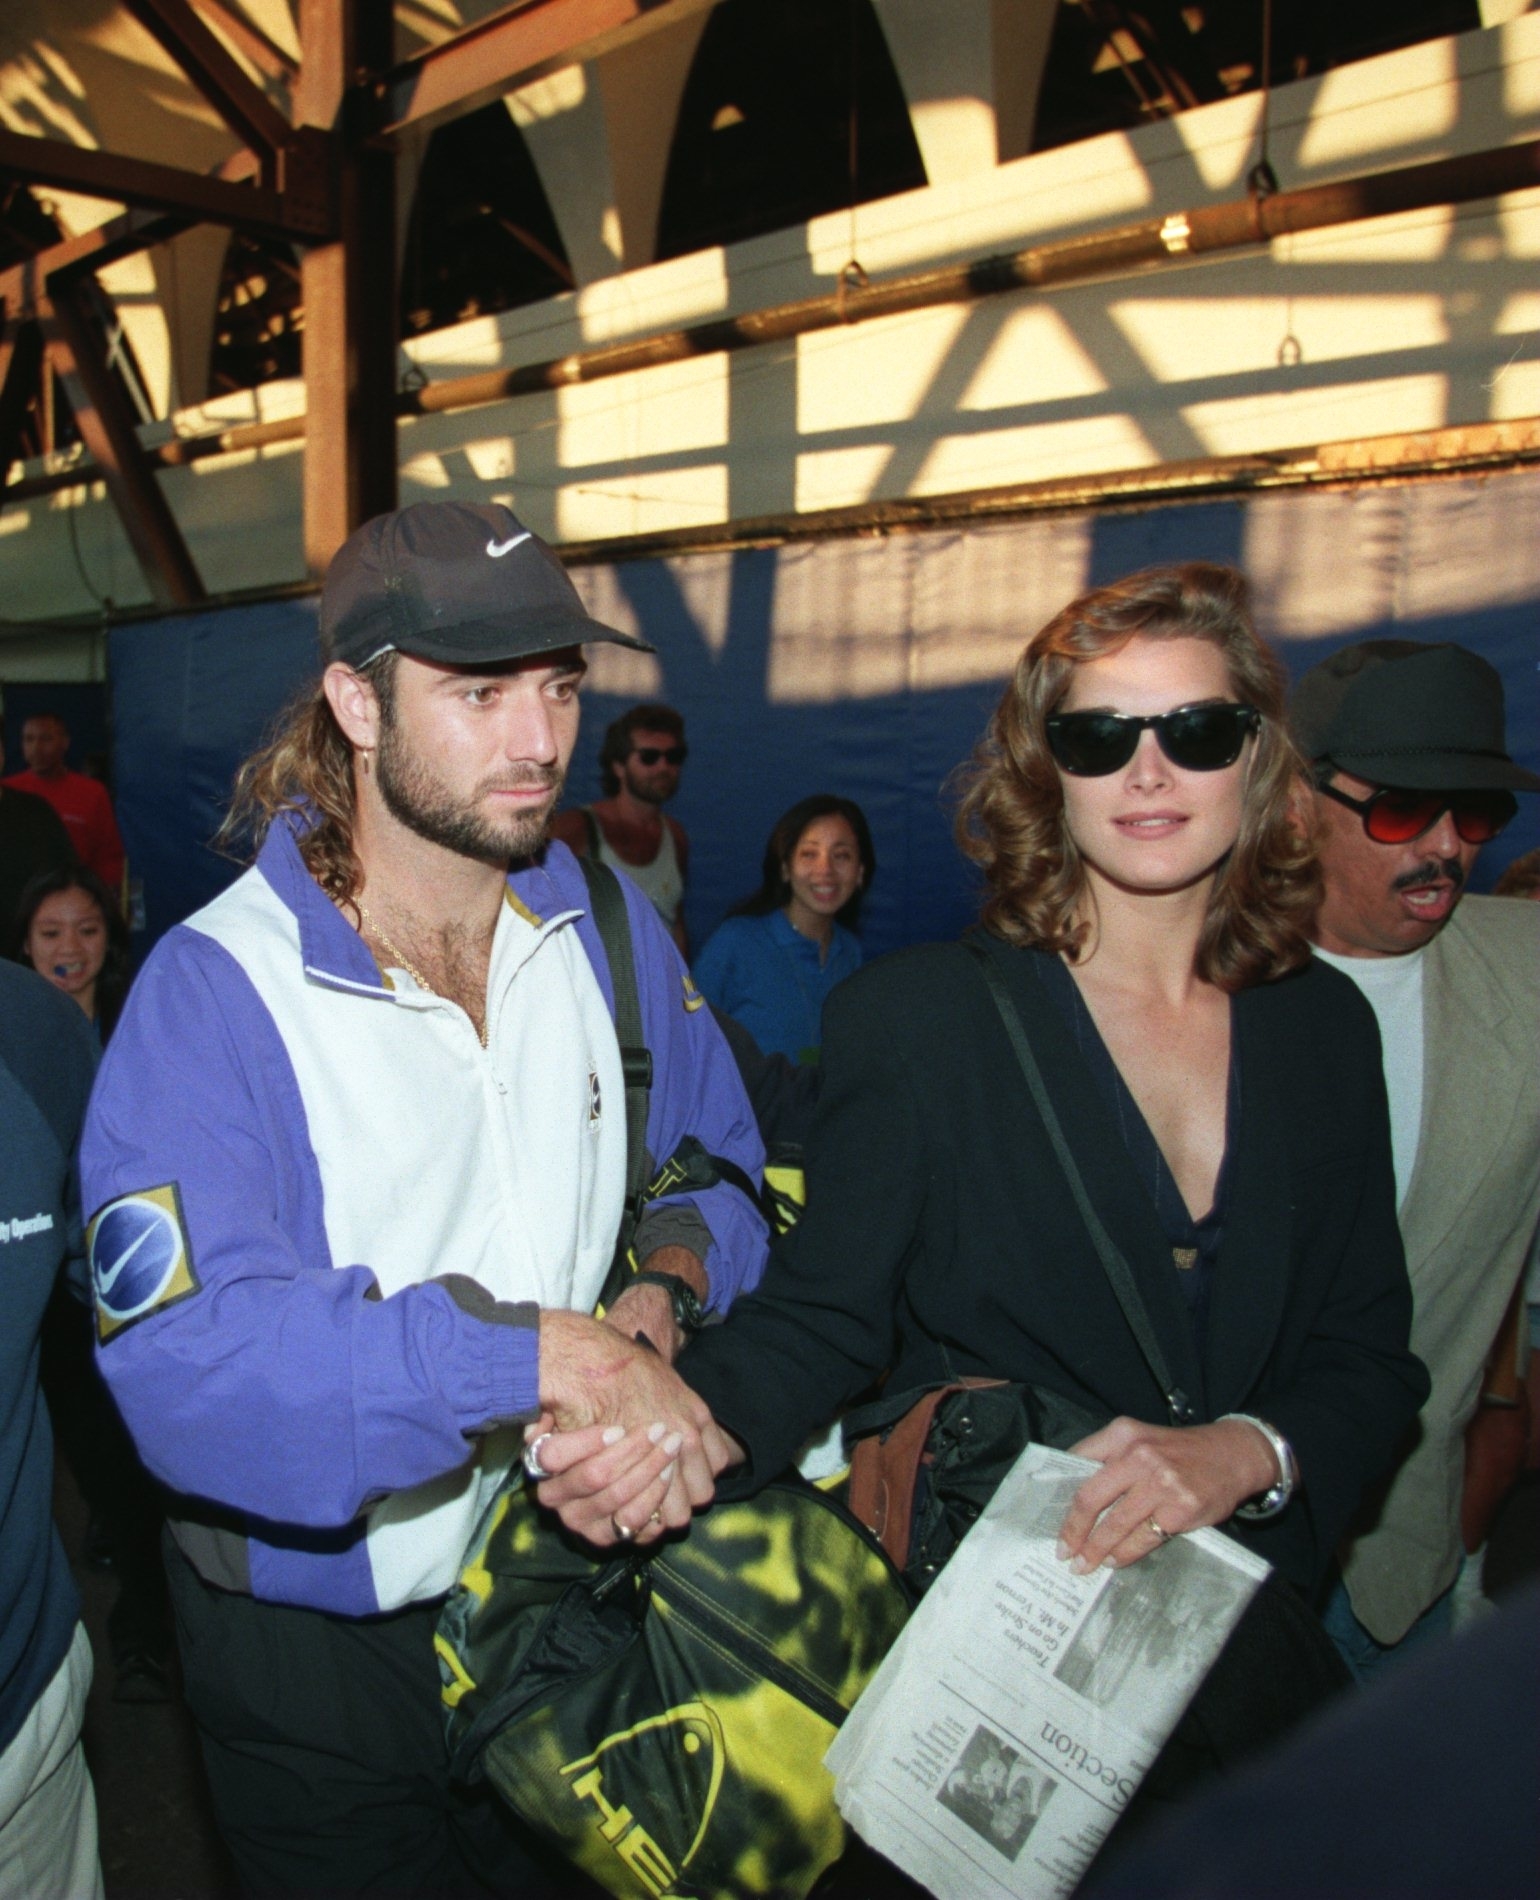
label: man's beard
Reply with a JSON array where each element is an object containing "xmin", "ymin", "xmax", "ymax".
[
  {"xmin": 375, "ymin": 723, "xmax": 562, "ymax": 865},
  {"xmin": 621, "ymin": 766, "xmax": 670, "ymax": 807}
]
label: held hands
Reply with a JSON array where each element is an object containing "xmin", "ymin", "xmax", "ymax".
[
  {"xmin": 533, "ymin": 1308, "xmax": 739, "ymax": 1549},
  {"xmin": 1056, "ymin": 1416, "xmax": 1280, "ymax": 1572}
]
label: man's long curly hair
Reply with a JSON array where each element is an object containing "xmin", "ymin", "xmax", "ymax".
[
  {"xmin": 217, "ymin": 653, "xmax": 397, "ymax": 909},
  {"xmin": 952, "ymin": 562, "xmax": 1320, "ymax": 992}
]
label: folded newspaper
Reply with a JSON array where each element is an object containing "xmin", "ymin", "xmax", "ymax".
[{"xmin": 825, "ymin": 1445, "xmax": 1269, "ymax": 1898}]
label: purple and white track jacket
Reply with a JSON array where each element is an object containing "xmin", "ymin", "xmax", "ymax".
[{"xmin": 81, "ymin": 822, "xmax": 766, "ymax": 1615}]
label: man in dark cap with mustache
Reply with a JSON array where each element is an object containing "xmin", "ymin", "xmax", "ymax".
[{"xmin": 1293, "ymin": 639, "xmax": 1539, "ymax": 1678}]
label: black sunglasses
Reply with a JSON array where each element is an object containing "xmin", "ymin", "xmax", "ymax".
[
  {"xmin": 1046, "ymin": 702, "xmax": 1261, "ymax": 777},
  {"xmin": 1317, "ymin": 782, "xmax": 1517, "ymax": 846},
  {"xmin": 632, "ymin": 745, "xmax": 687, "ymax": 767}
]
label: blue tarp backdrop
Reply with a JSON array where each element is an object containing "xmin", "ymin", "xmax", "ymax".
[{"xmin": 110, "ymin": 469, "xmax": 1540, "ymax": 960}]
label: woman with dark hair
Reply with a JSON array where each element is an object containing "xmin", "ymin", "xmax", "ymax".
[
  {"xmin": 12, "ymin": 864, "xmax": 131, "ymax": 1046},
  {"xmin": 12, "ymin": 868, "xmax": 171, "ymax": 1698},
  {"xmin": 540, "ymin": 566, "xmax": 1426, "ymax": 1756},
  {"xmin": 693, "ymin": 795, "xmax": 876, "ymax": 1063}
]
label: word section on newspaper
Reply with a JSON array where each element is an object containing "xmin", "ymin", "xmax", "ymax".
[{"xmin": 825, "ymin": 1445, "xmax": 1268, "ymax": 1899}]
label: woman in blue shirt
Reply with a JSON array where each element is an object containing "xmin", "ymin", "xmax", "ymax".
[{"xmin": 694, "ymin": 795, "xmax": 876, "ymax": 1062}]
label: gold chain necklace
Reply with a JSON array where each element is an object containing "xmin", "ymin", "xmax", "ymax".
[{"xmin": 354, "ymin": 899, "xmax": 489, "ymax": 1048}]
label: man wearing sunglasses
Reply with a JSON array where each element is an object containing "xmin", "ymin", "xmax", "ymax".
[
  {"xmin": 1291, "ymin": 638, "xmax": 1540, "ymax": 1680},
  {"xmin": 552, "ymin": 703, "xmax": 691, "ymax": 955}
]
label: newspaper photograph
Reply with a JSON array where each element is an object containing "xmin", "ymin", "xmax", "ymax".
[{"xmin": 825, "ymin": 1445, "xmax": 1269, "ymax": 1898}]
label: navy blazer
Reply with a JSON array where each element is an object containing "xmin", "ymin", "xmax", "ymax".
[{"xmin": 683, "ymin": 939, "xmax": 1429, "ymax": 1594}]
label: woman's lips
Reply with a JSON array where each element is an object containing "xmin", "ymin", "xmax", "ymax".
[{"xmin": 1113, "ymin": 811, "xmax": 1187, "ymax": 838}]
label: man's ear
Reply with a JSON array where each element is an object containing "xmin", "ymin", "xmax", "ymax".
[{"xmin": 323, "ymin": 662, "xmax": 382, "ymax": 753}]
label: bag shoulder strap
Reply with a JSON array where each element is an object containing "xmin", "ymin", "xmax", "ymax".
[
  {"xmin": 578, "ymin": 856, "xmax": 653, "ymax": 1289},
  {"xmin": 848, "ymin": 1378, "xmax": 1006, "ymax": 1568},
  {"xmin": 580, "ymin": 805, "xmax": 604, "ymax": 861},
  {"xmin": 965, "ymin": 936, "xmax": 1193, "ymax": 1426}
]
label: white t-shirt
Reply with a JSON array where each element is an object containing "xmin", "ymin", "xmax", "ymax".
[{"xmin": 1313, "ymin": 944, "xmax": 1426, "ymax": 1209}]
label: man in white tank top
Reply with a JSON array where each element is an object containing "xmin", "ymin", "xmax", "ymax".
[
  {"xmin": 551, "ymin": 702, "xmax": 691, "ymax": 954},
  {"xmin": 1293, "ymin": 639, "xmax": 1540, "ymax": 1680}
]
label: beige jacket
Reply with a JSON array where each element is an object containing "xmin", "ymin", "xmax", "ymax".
[{"xmin": 1340, "ymin": 896, "xmax": 1540, "ymax": 1642}]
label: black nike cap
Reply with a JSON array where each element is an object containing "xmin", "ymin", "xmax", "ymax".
[{"xmin": 320, "ymin": 501, "xmax": 653, "ymax": 668}]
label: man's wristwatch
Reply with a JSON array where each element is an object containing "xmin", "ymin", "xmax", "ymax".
[{"xmin": 628, "ymin": 1270, "xmax": 707, "ymax": 1337}]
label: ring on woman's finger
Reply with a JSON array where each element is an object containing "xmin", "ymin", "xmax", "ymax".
[
  {"xmin": 611, "ymin": 1515, "xmax": 635, "ymax": 1542},
  {"xmin": 1147, "ymin": 1516, "xmax": 1171, "ymax": 1543},
  {"xmin": 522, "ymin": 1432, "xmax": 556, "ymax": 1482},
  {"xmin": 649, "ymin": 1510, "xmax": 663, "ymax": 1526}
]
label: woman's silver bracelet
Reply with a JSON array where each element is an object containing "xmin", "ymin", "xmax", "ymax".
[{"xmin": 1220, "ymin": 1412, "xmax": 1297, "ymax": 1519}]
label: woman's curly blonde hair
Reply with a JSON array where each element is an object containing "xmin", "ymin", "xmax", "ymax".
[
  {"xmin": 952, "ymin": 562, "xmax": 1320, "ymax": 992},
  {"xmin": 216, "ymin": 653, "xmax": 396, "ymax": 907}
]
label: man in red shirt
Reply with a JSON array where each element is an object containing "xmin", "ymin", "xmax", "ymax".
[{"xmin": 4, "ymin": 713, "xmax": 125, "ymax": 894}]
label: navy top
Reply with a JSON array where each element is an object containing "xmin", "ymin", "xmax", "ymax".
[
  {"xmin": 693, "ymin": 910, "xmax": 863, "ymax": 1063},
  {"xmin": 0, "ymin": 960, "xmax": 96, "ymax": 1751},
  {"xmin": 1037, "ymin": 953, "xmax": 1238, "ymax": 1357}
]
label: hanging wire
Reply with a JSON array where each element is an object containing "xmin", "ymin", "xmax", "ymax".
[
  {"xmin": 839, "ymin": 0, "xmax": 866, "ymax": 318},
  {"xmin": 65, "ymin": 501, "xmax": 111, "ymax": 614},
  {"xmin": 1247, "ymin": 0, "xmax": 1279, "ymax": 200}
]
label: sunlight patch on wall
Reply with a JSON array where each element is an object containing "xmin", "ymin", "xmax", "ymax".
[
  {"xmin": 909, "ymin": 518, "xmax": 1095, "ymax": 692},
  {"xmin": 1504, "ymin": 17, "xmax": 1540, "ymax": 115},
  {"xmin": 557, "ymin": 353, "xmax": 728, "ymax": 469},
  {"xmin": 1246, "ymin": 474, "xmax": 1540, "ymax": 644},
  {"xmin": 1289, "ymin": 203, "xmax": 1456, "ymax": 264},
  {"xmin": 1180, "ymin": 373, "xmax": 1449, "ymax": 458},
  {"xmin": 1392, "ymin": 476, "xmax": 1540, "ymax": 619},
  {"xmin": 794, "ymin": 443, "xmax": 896, "ymax": 513},
  {"xmin": 766, "ymin": 539, "xmax": 915, "ymax": 705},
  {"xmin": 958, "ymin": 306, "xmax": 1109, "ymax": 411},
  {"xmin": 1171, "ymin": 95, "xmax": 1265, "ymax": 194},
  {"xmin": 1298, "ymin": 39, "xmax": 1458, "ymax": 169},
  {"xmin": 399, "ymin": 451, "xmax": 454, "ymax": 490},
  {"xmin": 566, "ymin": 567, "xmax": 666, "ymax": 698},
  {"xmin": 1245, "ymin": 493, "xmax": 1400, "ymax": 638},
  {"xmin": 555, "ymin": 463, "xmax": 728, "ymax": 544},
  {"xmin": 796, "ymin": 306, "xmax": 971, "ymax": 430},
  {"xmin": 915, "ymin": 413, "xmax": 1157, "ymax": 496},
  {"xmin": 1111, "ymin": 294, "xmax": 1449, "ymax": 381},
  {"xmin": 1496, "ymin": 186, "xmax": 1540, "ymax": 258},
  {"xmin": 1489, "ymin": 291, "xmax": 1540, "ymax": 416},
  {"xmin": 461, "ymin": 438, "xmax": 517, "ymax": 483}
]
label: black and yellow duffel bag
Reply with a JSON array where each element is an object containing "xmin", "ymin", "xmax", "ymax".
[
  {"xmin": 437, "ymin": 1473, "xmax": 908, "ymax": 1898},
  {"xmin": 436, "ymin": 857, "xmax": 909, "ymax": 1897}
]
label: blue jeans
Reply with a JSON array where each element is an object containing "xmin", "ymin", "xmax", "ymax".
[{"xmin": 1320, "ymin": 1572, "xmax": 1455, "ymax": 1685}]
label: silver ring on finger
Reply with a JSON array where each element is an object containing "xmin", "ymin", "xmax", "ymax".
[
  {"xmin": 522, "ymin": 1432, "xmax": 556, "ymax": 1482},
  {"xmin": 1147, "ymin": 1516, "xmax": 1171, "ymax": 1544},
  {"xmin": 611, "ymin": 1515, "xmax": 635, "ymax": 1542}
]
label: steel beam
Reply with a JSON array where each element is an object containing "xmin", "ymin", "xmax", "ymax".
[
  {"xmin": 296, "ymin": 0, "xmax": 397, "ymax": 574},
  {"xmin": 0, "ymin": 207, "xmax": 198, "ymax": 323},
  {"xmin": 189, "ymin": 0, "xmax": 300, "ymax": 83},
  {"xmin": 375, "ymin": 0, "xmax": 718, "ymax": 140},
  {"xmin": 41, "ymin": 284, "xmax": 204, "ymax": 606},
  {"xmin": 0, "ymin": 130, "xmax": 327, "ymax": 241},
  {"xmin": 125, "ymin": 0, "xmax": 296, "ymax": 178},
  {"xmin": 0, "ymin": 320, "xmax": 45, "ymax": 482}
]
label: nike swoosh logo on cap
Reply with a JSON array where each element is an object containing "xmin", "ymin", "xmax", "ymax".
[{"xmin": 486, "ymin": 532, "xmax": 532, "ymax": 558}]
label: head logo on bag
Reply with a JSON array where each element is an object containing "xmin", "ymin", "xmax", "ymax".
[{"xmin": 560, "ymin": 1702, "xmax": 724, "ymax": 1897}]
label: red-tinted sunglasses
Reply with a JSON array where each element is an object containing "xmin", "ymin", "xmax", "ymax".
[{"xmin": 1318, "ymin": 782, "xmax": 1517, "ymax": 845}]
